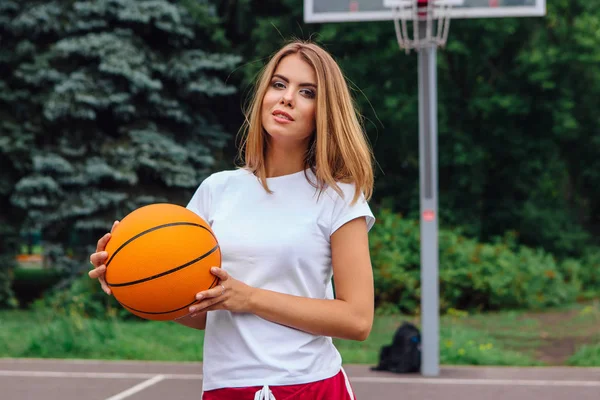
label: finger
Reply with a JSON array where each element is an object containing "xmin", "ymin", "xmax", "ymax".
[
  {"xmin": 174, "ymin": 311, "xmax": 199, "ymax": 321},
  {"xmin": 197, "ymin": 302, "xmax": 225, "ymax": 314},
  {"xmin": 89, "ymin": 251, "xmax": 108, "ymax": 268},
  {"xmin": 210, "ymin": 266, "xmax": 228, "ymax": 280},
  {"xmin": 196, "ymin": 283, "xmax": 226, "ymax": 301},
  {"xmin": 88, "ymin": 265, "xmax": 106, "ymax": 279},
  {"xmin": 110, "ymin": 220, "xmax": 120, "ymax": 234},
  {"xmin": 98, "ymin": 282, "xmax": 112, "ymax": 295},
  {"xmin": 192, "ymin": 307, "xmax": 216, "ymax": 317},
  {"xmin": 97, "ymin": 274, "xmax": 112, "ymax": 295},
  {"xmin": 95, "ymin": 232, "xmax": 112, "ymax": 253},
  {"xmin": 88, "ymin": 267, "xmax": 112, "ymax": 295},
  {"xmin": 188, "ymin": 304, "xmax": 206, "ymax": 318},
  {"xmin": 190, "ymin": 298, "xmax": 223, "ymax": 314}
]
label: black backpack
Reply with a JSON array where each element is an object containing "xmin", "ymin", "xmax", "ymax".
[{"xmin": 371, "ymin": 322, "xmax": 421, "ymax": 373}]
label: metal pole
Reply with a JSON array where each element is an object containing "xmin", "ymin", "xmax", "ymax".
[{"xmin": 417, "ymin": 21, "xmax": 440, "ymax": 377}]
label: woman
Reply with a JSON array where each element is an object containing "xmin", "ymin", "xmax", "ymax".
[{"xmin": 89, "ymin": 40, "xmax": 376, "ymax": 399}]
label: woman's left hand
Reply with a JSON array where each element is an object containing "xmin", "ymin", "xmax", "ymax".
[{"xmin": 188, "ymin": 267, "xmax": 254, "ymax": 317}]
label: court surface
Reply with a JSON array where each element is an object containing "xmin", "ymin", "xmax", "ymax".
[{"xmin": 1, "ymin": 358, "xmax": 599, "ymax": 400}]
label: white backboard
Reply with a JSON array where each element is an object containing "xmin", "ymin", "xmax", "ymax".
[{"xmin": 304, "ymin": 0, "xmax": 546, "ymax": 23}]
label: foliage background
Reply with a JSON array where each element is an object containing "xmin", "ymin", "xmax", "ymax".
[{"xmin": 1, "ymin": 0, "xmax": 599, "ymax": 313}]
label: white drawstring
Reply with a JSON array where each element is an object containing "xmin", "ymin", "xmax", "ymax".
[{"xmin": 254, "ymin": 385, "xmax": 276, "ymax": 400}]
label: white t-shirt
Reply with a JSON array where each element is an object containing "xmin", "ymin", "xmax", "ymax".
[{"xmin": 186, "ymin": 167, "xmax": 375, "ymax": 391}]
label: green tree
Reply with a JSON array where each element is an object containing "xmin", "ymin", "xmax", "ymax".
[
  {"xmin": 0, "ymin": 0, "xmax": 240, "ymax": 305},
  {"xmin": 438, "ymin": 0, "xmax": 600, "ymax": 256},
  {"xmin": 216, "ymin": 0, "xmax": 600, "ymax": 258}
]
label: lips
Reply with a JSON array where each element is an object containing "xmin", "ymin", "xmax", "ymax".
[{"xmin": 272, "ymin": 110, "xmax": 294, "ymax": 121}]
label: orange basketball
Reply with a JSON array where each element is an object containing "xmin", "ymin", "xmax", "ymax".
[{"xmin": 104, "ymin": 203, "xmax": 221, "ymax": 321}]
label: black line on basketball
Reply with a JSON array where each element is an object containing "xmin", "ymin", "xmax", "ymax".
[
  {"xmin": 117, "ymin": 274, "xmax": 221, "ymax": 315},
  {"xmin": 120, "ymin": 275, "xmax": 220, "ymax": 315},
  {"xmin": 105, "ymin": 222, "xmax": 217, "ymax": 268},
  {"xmin": 106, "ymin": 244, "xmax": 219, "ymax": 287},
  {"xmin": 120, "ymin": 298, "xmax": 199, "ymax": 315}
]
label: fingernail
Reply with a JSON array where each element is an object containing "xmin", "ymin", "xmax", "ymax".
[
  {"xmin": 196, "ymin": 294, "xmax": 203, "ymax": 300},
  {"xmin": 189, "ymin": 306, "xmax": 197, "ymax": 313},
  {"xmin": 100, "ymin": 251, "xmax": 108, "ymax": 258},
  {"xmin": 211, "ymin": 267, "xmax": 218, "ymax": 272}
]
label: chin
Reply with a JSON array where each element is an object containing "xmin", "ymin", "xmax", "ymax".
[
  {"xmin": 264, "ymin": 124, "xmax": 289, "ymax": 138},
  {"xmin": 263, "ymin": 123, "xmax": 312, "ymax": 144}
]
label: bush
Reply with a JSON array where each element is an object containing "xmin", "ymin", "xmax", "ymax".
[
  {"xmin": 578, "ymin": 247, "xmax": 600, "ymax": 296},
  {"xmin": 0, "ymin": 267, "xmax": 17, "ymax": 309},
  {"xmin": 0, "ymin": 224, "xmax": 20, "ymax": 308},
  {"xmin": 370, "ymin": 209, "xmax": 582, "ymax": 314},
  {"xmin": 11, "ymin": 268, "xmax": 63, "ymax": 307},
  {"xmin": 32, "ymin": 272, "xmax": 137, "ymax": 321},
  {"xmin": 34, "ymin": 209, "xmax": 594, "ymax": 320}
]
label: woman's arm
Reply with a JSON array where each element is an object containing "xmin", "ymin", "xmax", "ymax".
[
  {"xmin": 173, "ymin": 311, "xmax": 207, "ymax": 330},
  {"xmin": 190, "ymin": 217, "xmax": 374, "ymax": 341},
  {"xmin": 247, "ymin": 217, "xmax": 374, "ymax": 341}
]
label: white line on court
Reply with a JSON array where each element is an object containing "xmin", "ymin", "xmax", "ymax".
[
  {"xmin": 105, "ymin": 374, "xmax": 166, "ymax": 400},
  {"xmin": 350, "ymin": 376, "xmax": 600, "ymax": 387},
  {"xmin": 0, "ymin": 357, "xmax": 201, "ymax": 366},
  {"xmin": 0, "ymin": 370, "xmax": 201, "ymax": 379},
  {"xmin": 1, "ymin": 370, "xmax": 600, "ymax": 387}
]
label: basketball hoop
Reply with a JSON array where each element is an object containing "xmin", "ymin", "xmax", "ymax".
[{"xmin": 384, "ymin": 0, "xmax": 463, "ymax": 54}]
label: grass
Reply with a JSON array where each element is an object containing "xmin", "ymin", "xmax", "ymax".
[
  {"xmin": 1, "ymin": 300, "xmax": 598, "ymax": 366},
  {"xmin": 334, "ymin": 318, "xmax": 540, "ymax": 366},
  {"xmin": 457, "ymin": 300, "xmax": 600, "ymax": 366},
  {"xmin": 568, "ymin": 343, "xmax": 600, "ymax": 366},
  {"xmin": 1, "ymin": 307, "xmax": 562, "ymax": 366},
  {"xmin": 0, "ymin": 310, "xmax": 205, "ymax": 362},
  {"xmin": 565, "ymin": 304, "xmax": 600, "ymax": 366}
]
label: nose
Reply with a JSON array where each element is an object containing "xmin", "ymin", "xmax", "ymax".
[{"xmin": 280, "ymin": 90, "xmax": 294, "ymax": 107}]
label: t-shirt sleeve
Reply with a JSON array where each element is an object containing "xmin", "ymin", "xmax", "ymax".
[
  {"xmin": 330, "ymin": 183, "xmax": 376, "ymax": 236},
  {"xmin": 186, "ymin": 174, "xmax": 213, "ymax": 223}
]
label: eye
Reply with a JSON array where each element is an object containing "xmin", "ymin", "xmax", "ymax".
[
  {"xmin": 272, "ymin": 81, "xmax": 286, "ymax": 89},
  {"xmin": 301, "ymin": 89, "xmax": 316, "ymax": 99}
]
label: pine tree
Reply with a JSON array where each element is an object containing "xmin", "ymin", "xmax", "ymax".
[{"xmin": 0, "ymin": 0, "xmax": 240, "ymax": 305}]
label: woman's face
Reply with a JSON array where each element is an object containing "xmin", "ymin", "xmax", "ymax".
[{"xmin": 261, "ymin": 53, "xmax": 317, "ymax": 147}]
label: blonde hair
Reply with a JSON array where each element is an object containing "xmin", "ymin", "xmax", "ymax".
[{"xmin": 238, "ymin": 40, "xmax": 374, "ymax": 204}]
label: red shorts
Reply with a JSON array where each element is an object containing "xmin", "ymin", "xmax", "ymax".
[{"xmin": 202, "ymin": 369, "xmax": 356, "ymax": 400}]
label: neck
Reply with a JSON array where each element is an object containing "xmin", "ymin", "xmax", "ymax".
[{"xmin": 264, "ymin": 138, "xmax": 309, "ymax": 178}]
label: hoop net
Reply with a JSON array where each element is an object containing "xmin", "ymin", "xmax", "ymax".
[{"xmin": 384, "ymin": 0, "xmax": 463, "ymax": 53}]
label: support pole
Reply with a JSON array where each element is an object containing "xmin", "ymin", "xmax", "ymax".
[{"xmin": 417, "ymin": 21, "xmax": 440, "ymax": 377}]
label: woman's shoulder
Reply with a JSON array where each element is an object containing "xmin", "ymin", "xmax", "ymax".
[
  {"xmin": 319, "ymin": 176, "xmax": 364, "ymax": 204},
  {"xmin": 207, "ymin": 167, "xmax": 250, "ymax": 181},
  {"xmin": 200, "ymin": 167, "xmax": 252, "ymax": 191},
  {"xmin": 317, "ymin": 176, "xmax": 375, "ymax": 233}
]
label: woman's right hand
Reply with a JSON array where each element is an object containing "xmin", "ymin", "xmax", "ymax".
[{"xmin": 88, "ymin": 220, "xmax": 119, "ymax": 295}]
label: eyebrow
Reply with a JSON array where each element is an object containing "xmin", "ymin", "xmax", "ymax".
[{"xmin": 272, "ymin": 74, "xmax": 317, "ymax": 89}]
